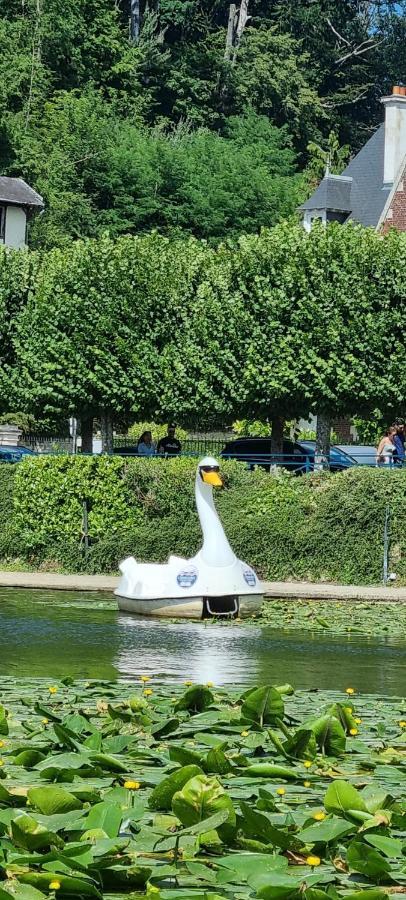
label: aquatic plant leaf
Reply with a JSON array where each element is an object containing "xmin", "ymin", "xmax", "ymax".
[
  {"xmin": 306, "ymin": 714, "xmax": 346, "ymax": 756},
  {"xmin": 17, "ymin": 873, "xmax": 102, "ymax": 899},
  {"xmin": 324, "ymin": 781, "xmax": 369, "ymax": 817},
  {"xmin": 344, "ymin": 891, "xmax": 390, "ymax": 899},
  {"xmin": 12, "ymin": 751, "xmax": 46, "ymax": 769},
  {"xmin": 0, "ymin": 882, "xmax": 46, "ymax": 900},
  {"xmin": 204, "ymin": 747, "xmax": 232, "ymax": 775},
  {"xmin": 172, "ymin": 774, "xmax": 236, "ymax": 841},
  {"xmin": 27, "ymin": 786, "xmax": 82, "ymax": 815},
  {"xmin": 174, "ymin": 686, "xmax": 214, "ymax": 713},
  {"xmin": 83, "ymin": 802, "xmax": 122, "ymax": 838},
  {"xmin": 239, "ymin": 801, "xmax": 296, "ymax": 850},
  {"xmin": 347, "ymin": 840, "xmax": 391, "ymax": 880},
  {"xmin": 299, "ymin": 815, "xmax": 355, "ymax": 844},
  {"xmin": 283, "ymin": 727, "xmax": 317, "ymax": 760},
  {"xmin": 365, "ymin": 834, "xmax": 404, "ymax": 857},
  {"xmin": 169, "ymin": 745, "xmax": 204, "ymax": 767},
  {"xmin": 11, "ymin": 815, "xmax": 61, "ymax": 851},
  {"xmin": 241, "ymin": 686, "xmax": 284, "ymax": 727},
  {"xmin": 0, "ymin": 706, "xmax": 9, "ymax": 736},
  {"xmin": 148, "ymin": 764, "xmax": 203, "ymax": 810}
]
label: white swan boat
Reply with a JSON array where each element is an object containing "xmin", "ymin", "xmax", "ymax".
[{"xmin": 115, "ymin": 456, "xmax": 263, "ymax": 618}]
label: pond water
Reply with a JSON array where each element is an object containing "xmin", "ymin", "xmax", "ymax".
[{"xmin": 1, "ymin": 588, "xmax": 405, "ymax": 694}]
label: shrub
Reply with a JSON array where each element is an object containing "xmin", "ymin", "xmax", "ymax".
[
  {"xmin": 1, "ymin": 455, "xmax": 406, "ymax": 584},
  {"xmin": 12, "ymin": 455, "xmax": 140, "ymax": 552}
]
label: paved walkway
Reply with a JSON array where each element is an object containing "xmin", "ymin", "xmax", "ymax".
[{"xmin": 0, "ymin": 570, "xmax": 405, "ymax": 601}]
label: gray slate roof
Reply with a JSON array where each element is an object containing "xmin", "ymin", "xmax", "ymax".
[
  {"xmin": 300, "ymin": 124, "xmax": 391, "ymax": 228},
  {"xmin": 0, "ymin": 177, "xmax": 44, "ymax": 208},
  {"xmin": 301, "ymin": 174, "xmax": 352, "ymax": 212}
]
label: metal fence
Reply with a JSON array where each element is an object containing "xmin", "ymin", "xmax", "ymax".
[{"xmin": 10, "ymin": 435, "xmax": 397, "ymax": 470}]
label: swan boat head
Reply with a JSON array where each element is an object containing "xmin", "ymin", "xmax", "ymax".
[{"xmin": 198, "ymin": 455, "xmax": 223, "ymax": 488}]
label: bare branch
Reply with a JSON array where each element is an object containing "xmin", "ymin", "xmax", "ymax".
[
  {"xmin": 335, "ymin": 37, "xmax": 384, "ymax": 66},
  {"xmin": 326, "ymin": 17, "xmax": 351, "ymax": 47}
]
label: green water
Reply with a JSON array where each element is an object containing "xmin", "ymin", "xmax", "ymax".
[{"xmin": 1, "ymin": 588, "xmax": 405, "ymax": 694}]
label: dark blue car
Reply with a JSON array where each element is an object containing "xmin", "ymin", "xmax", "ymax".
[
  {"xmin": 0, "ymin": 445, "xmax": 36, "ymax": 463},
  {"xmin": 221, "ymin": 437, "xmax": 356, "ymax": 474}
]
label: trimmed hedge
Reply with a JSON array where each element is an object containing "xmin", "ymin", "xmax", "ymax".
[{"xmin": 0, "ymin": 456, "xmax": 405, "ymax": 584}]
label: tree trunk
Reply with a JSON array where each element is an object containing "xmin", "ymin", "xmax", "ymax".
[
  {"xmin": 224, "ymin": 1, "xmax": 250, "ymax": 64},
  {"xmin": 100, "ymin": 409, "xmax": 113, "ymax": 454},
  {"xmin": 271, "ymin": 415, "xmax": 284, "ymax": 456},
  {"xmin": 81, "ymin": 416, "xmax": 93, "ymax": 454},
  {"xmin": 224, "ymin": 4, "xmax": 237, "ymax": 60},
  {"xmin": 130, "ymin": 0, "xmax": 140, "ymax": 43},
  {"xmin": 315, "ymin": 413, "xmax": 331, "ymax": 470}
]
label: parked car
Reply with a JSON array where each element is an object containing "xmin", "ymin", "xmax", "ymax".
[
  {"xmin": 113, "ymin": 444, "xmax": 139, "ymax": 457},
  {"xmin": 335, "ymin": 444, "xmax": 376, "ymax": 466},
  {"xmin": 0, "ymin": 445, "xmax": 36, "ymax": 463},
  {"xmin": 220, "ymin": 437, "xmax": 356, "ymax": 474}
]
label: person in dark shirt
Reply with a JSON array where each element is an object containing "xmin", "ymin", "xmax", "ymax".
[
  {"xmin": 393, "ymin": 419, "xmax": 405, "ymax": 465},
  {"xmin": 157, "ymin": 424, "xmax": 182, "ymax": 456}
]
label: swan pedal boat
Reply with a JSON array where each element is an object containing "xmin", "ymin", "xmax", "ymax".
[{"xmin": 115, "ymin": 456, "xmax": 263, "ymax": 619}]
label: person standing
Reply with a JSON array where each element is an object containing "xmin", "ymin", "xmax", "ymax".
[
  {"xmin": 376, "ymin": 427, "xmax": 397, "ymax": 466},
  {"xmin": 157, "ymin": 424, "xmax": 182, "ymax": 456},
  {"xmin": 393, "ymin": 419, "xmax": 405, "ymax": 466},
  {"xmin": 137, "ymin": 430, "xmax": 156, "ymax": 457}
]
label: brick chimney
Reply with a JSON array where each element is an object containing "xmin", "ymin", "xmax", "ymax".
[{"xmin": 381, "ymin": 85, "xmax": 406, "ymax": 184}]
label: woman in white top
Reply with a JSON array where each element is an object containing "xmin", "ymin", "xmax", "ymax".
[
  {"xmin": 376, "ymin": 426, "xmax": 396, "ymax": 466},
  {"xmin": 137, "ymin": 430, "xmax": 156, "ymax": 457}
]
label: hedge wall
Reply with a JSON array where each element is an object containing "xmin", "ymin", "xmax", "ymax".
[{"xmin": 0, "ymin": 456, "xmax": 405, "ymax": 584}]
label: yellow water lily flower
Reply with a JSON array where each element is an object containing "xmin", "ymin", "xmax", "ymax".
[
  {"xmin": 140, "ymin": 676, "xmax": 150, "ymax": 682},
  {"xmin": 49, "ymin": 881, "xmax": 61, "ymax": 891},
  {"xmin": 303, "ymin": 780, "xmax": 311, "ymax": 788},
  {"xmin": 124, "ymin": 780, "xmax": 141, "ymax": 790},
  {"xmin": 345, "ymin": 687, "xmax": 355, "ymax": 695},
  {"xmin": 184, "ymin": 680, "xmax": 193, "ymax": 686},
  {"xmin": 48, "ymin": 686, "xmax": 58, "ymax": 694},
  {"xmin": 399, "ymin": 720, "xmax": 406, "ymax": 728},
  {"xmin": 0, "ymin": 741, "xmax": 5, "ymax": 748},
  {"xmin": 0, "ymin": 760, "xmax": 4, "ymax": 767},
  {"xmin": 303, "ymin": 760, "xmax": 312, "ymax": 768},
  {"xmin": 206, "ymin": 682, "xmax": 214, "ymax": 688},
  {"xmin": 313, "ymin": 811, "xmax": 326, "ymax": 821},
  {"xmin": 241, "ymin": 730, "xmax": 250, "ymax": 737},
  {"xmin": 306, "ymin": 855, "xmax": 321, "ymax": 867},
  {"xmin": 143, "ymin": 688, "xmax": 153, "ymax": 696},
  {"xmin": 276, "ymin": 787, "xmax": 286, "ymax": 796},
  {"xmin": 354, "ymin": 718, "xmax": 362, "ymax": 725},
  {"xmin": 349, "ymin": 727, "xmax": 358, "ymax": 736}
]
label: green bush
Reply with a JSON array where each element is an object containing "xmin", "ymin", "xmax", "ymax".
[
  {"xmin": 1, "ymin": 455, "xmax": 405, "ymax": 584},
  {"xmin": 12, "ymin": 455, "xmax": 140, "ymax": 552}
]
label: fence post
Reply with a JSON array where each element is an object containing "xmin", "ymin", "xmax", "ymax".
[
  {"xmin": 383, "ymin": 504, "xmax": 390, "ymax": 585},
  {"xmin": 81, "ymin": 500, "xmax": 89, "ymax": 556}
]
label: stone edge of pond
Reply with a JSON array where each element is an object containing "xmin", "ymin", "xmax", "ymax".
[{"xmin": 0, "ymin": 570, "xmax": 406, "ymax": 601}]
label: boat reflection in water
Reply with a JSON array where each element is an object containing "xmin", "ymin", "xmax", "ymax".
[{"xmin": 115, "ymin": 613, "xmax": 405, "ymax": 695}]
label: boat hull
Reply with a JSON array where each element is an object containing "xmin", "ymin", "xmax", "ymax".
[{"xmin": 116, "ymin": 593, "xmax": 263, "ymax": 619}]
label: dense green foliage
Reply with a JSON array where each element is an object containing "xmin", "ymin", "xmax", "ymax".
[
  {"xmin": 1, "ymin": 455, "xmax": 406, "ymax": 585},
  {"xmin": 0, "ymin": 677, "xmax": 404, "ymax": 899},
  {"xmin": 2, "ymin": 221, "xmax": 406, "ymax": 441},
  {"xmin": 1, "ymin": 0, "xmax": 406, "ymax": 246}
]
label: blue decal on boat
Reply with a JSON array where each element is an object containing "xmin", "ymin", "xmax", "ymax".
[
  {"xmin": 177, "ymin": 566, "xmax": 198, "ymax": 588},
  {"xmin": 243, "ymin": 569, "xmax": 257, "ymax": 586}
]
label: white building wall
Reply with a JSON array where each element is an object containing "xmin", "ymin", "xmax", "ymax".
[{"xmin": 4, "ymin": 205, "xmax": 27, "ymax": 249}]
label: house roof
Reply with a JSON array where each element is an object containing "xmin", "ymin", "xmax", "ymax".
[
  {"xmin": 0, "ymin": 177, "xmax": 44, "ymax": 208},
  {"xmin": 300, "ymin": 124, "xmax": 391, "ymax": 228},
  {"xmin": 301, "ymin": 174, "xmax": 352, "ymax": 213}
]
